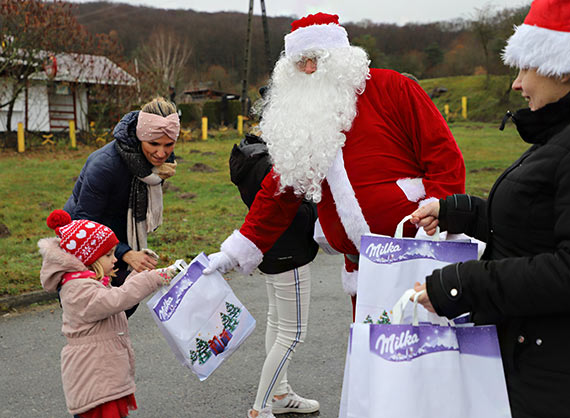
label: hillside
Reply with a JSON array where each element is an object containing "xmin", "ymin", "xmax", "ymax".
[{"xmin": 420, "ymin": 74, "xmax": 527, "ymax": 123}]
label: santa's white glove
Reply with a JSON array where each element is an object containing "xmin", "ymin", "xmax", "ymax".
[{"xmin": 203, "ymin": 251, "xmax": 238, "ymax": 274}]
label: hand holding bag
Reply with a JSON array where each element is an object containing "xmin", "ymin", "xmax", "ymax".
[{"xmin": 147, "ymin": 253, "xmax": 256, "ymax": 381}]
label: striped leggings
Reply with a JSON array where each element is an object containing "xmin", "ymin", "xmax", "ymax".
[{"xmin": 252, "ymin": 264, "xmax": 311, "ymax": 411}]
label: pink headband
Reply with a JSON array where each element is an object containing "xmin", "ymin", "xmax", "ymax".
[{"xmin": 136, "ymin": 111, "xmax": 180, "ymax": 142}]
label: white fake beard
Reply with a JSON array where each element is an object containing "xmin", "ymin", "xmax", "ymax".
[{"xmin": 259, "ymin": 46, "xmax": 370, "ymax": 203}]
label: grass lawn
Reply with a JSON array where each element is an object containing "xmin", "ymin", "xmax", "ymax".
[{"xmin": 0, "ymin": 121, "xmax": 528, "ymax": 296}]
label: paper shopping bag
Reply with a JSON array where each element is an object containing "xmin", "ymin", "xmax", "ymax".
[
  {"xmin": 355, "ymin": 216, "xmax": 478, "ymax": 324},
  {"xmin": 147, "ymin": 253, "xmax": 256, "ymax": 381},
  {"xmin": 342, "ymin": 291, "xmax": 512, "ymax": 418}
]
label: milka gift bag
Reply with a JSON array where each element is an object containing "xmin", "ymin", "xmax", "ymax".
[
  {"xmin": 147, "ymin": 253, "xmax": 256, "ymax": 381},
  {"xmin": 341, "ymin": 290, "xmax": 512, "ymax": 418},
  {"xmin": 355, "ymin": 216, "xmax": 478, "ymax": 324}
]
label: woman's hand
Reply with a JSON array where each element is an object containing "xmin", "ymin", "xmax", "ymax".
[
  {"xmin": 123, "ymin": 250, "xmax": 159, "ymax": 272},
  {"xmin": 155, "ymin": 161, "xmax": 177, "ymax": 180},
  {"xmin": 413, "ymin": 281, "xmax": 436, "ymax": 313},
  {"xmin": 410, "ymin": 200, "xmax": 440, "ymax": 236}
]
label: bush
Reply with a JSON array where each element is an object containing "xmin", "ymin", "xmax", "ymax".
[
  {"xmin": 202, "ymin": 100, "xmax": 242, "ymax": 128},
  {"xmin": 178, "ymin": 103, "xmax": 202, "ymax": 124}
]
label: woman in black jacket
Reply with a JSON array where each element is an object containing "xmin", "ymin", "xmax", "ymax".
[
  {"xmin": 64, "ymin": 97, "xmax": 179, "ymax": 316},
  {"xmin": 410, "ymin": 1, "xmax": 570, "ymax": 417},
  {"xmin": 230, "ymin": 133, "xmax": 320, "ymax": 418}
]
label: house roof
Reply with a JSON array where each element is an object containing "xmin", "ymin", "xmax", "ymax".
[
  {"xmin": 54, "ymin": 53, "xmax": 136, "ymax": 85},
  {"xmin": 28, "ymin": 51, "xmax": 136, "ymax": 86}
]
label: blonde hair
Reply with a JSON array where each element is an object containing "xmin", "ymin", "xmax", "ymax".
[
  {"xmin": 141, "ymin": 97, "xmax": 177, "ymax": 117},
  {"xmin": 89, "ymin": 260, "xmax": 116, "ymax": 282}
]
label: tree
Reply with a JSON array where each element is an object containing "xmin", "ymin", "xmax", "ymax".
[
  {"xmin": 0, "ymin": 0, "xmax": 128, "ymax": 132},
  {"xmin": 137, "ymin": 27, "xmax": 192, "ymax": 99},
  {"xmin": 351, "ymin": 34, "xmax": 387, "ymax": 69},
  {"xmin": 470, "ymin": 5, "xmax": 500, "ymax": 87}
]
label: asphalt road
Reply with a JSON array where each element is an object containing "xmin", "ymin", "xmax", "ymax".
[{"xmin": 0, "ymin": 252, "xmax": 352, "ymax": 418}]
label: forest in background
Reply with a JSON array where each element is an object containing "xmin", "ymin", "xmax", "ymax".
[
  {"xmin": 0, "ymin": 1, "xmax": 531, "ymax": 131},
  {"xmin": 71, "ymin": 1, "xmax": 531, "ymax": 98}
]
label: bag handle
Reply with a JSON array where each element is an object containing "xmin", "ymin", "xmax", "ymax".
[
  {"xmin": 391, "ymin": 288, "xmax": 423, "ymax": 326},
  {"xmin": 394, "ymin": 214, "xmax": 440, "ymax": 240},
  {"xmin": 392, "ymin": 288, "xmax": 455, "ymax": 327}
]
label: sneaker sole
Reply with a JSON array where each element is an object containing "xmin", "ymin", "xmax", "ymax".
[{"xmin": 272, "ymin": 405, "xmax": 320, "ymax": 414}]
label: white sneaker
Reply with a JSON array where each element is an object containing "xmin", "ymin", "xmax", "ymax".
[
  {"xmin": 247, "ymin": 407, "xmax": 275, "ymax": 418},
  {"xmin": 271, "ymin": 385, "xmax": 320, "ymax": 414}
]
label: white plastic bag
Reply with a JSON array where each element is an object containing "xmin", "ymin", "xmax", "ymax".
[{"xmin": 147, "ymin": 253, "xmax": 256, "ymax": 381}]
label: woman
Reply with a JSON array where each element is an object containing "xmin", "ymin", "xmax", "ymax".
[
  {"xmin": 64, "ymin": 97, "xmax": 179, "ymax": 317},
  {"xmin": 229, "ymin": 131, "xmax": 320, "ymax": 418},
  {"xmin": 410, "ymin": 1, "xmax": 570, "ymax": 417}
]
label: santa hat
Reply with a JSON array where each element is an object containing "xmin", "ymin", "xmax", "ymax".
[
  {"xmin": 502, "ymin": 0, "xmax": 570, "ymax": 77},
  {"xmin": 284, "ymin": 13, "xmax": 350, "ymax": 58},
  {"xmin": 46, "ymin": 210, "xmax": 118, "ymax": 266}
]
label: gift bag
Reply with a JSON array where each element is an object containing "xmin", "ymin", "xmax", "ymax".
[
  {"xmin": 355, "ymin": 215, "xmax": 478, "ymax": 324},
  {"xmin": 342, "ymin": 290, "xmax": 512, "ymax": 418},
  {"xmin": 147, "ymin": 252, "xmax": 256, "ymax": 381}
]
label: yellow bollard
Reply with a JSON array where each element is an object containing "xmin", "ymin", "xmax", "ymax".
[
  {"xmin": 69, "ymin": 120, "xmax": 77, "ymax": 148},
  {"xmin": 444, "ymin": 104, "xmax": 450, "ymax": 121},
  {"xmin": 17, "ymin": 122, "xmax": 25, "ymax": 153},
  {"xmin": 237, "ymin": 115, "xmax": 244, "ymax": 136},
  {"xmin": 201, "ymin": 117, "xmax": 208, "ymax": 140},
  {"xmin": 461, "ymin": 96, "xmax": 467, "ymax": 119}
]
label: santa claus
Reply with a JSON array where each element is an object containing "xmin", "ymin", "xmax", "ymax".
[{"xmin": 205, "ymin": 13, "xmax": 465, "ymax": 311}]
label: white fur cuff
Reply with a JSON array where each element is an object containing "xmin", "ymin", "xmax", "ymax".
[
  {"xmin": 396, "ymin": 177, "xmax": 425, "ymax": 202},
  {"xmin": 220, "ymin": 230, "xmax": 263, "ymax": 275},
  {"xmin": 341, "ymin": 266, "xmax": 358, "ymax": 296},
  {"xmin": 418, "ymin": 196, "xmax": 438, "ymax": 207}
]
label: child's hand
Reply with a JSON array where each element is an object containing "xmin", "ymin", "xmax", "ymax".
[{"xmin": 156, "ymin": 266, "xmax": 178, "ymax": 286}]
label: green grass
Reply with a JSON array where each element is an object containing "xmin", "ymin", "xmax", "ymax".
[
  {"xmin": 0, "ymin": 122, "xmax": 528, "ymax": 296},
  {"xmin": 420, "ymin": 74, "xmax": 527, "ymax": 122}
]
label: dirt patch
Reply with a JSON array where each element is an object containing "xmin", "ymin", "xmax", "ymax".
[
  {"xmin": 178, "ymin": 193, "xmax": 197, "ymax": 200},
  {"xmin": 470, "ymin": 167, "xmax": 501, "ymax": 173},
  {"xmin": 189, "ymin": 163, "xmax": 216, "ymax": 173},
  {"xmin": 163, "ymin": 182, "xmax": 181, "ymax": 193},
  {"xmin": 0, "ymin": 223, "xmax": 11, "ymax": 238}
]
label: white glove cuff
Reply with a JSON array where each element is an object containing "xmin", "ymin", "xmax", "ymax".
[{"xmin": 221, "ymin": 230, "xmax": 263, "ymax": 275}]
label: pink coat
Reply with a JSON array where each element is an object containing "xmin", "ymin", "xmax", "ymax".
[{"xmin": 38, "ymin": 237, "xmax": 163, "ymax": 415}]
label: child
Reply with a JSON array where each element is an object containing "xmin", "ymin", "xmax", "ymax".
[{"xmin": 38, "ymin": 209, "xmax": 175, "ymax": 418}]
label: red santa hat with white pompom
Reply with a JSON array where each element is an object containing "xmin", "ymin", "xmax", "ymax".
[
  {"xmin": 284, "ymin": 13, "xmax": 350, "ymax": 58},
  {"xmin": 502, "ymin": 0, "xmax": 570, "ymax": 77}
]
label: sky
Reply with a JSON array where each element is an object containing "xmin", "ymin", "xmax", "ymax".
[{"xmin": 73, "ymin": 0, "xmax": 531, "ymax": 25}]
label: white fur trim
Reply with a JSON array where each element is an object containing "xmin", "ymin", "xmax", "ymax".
[
  {"xmin": 220, "ymin": 230, "xmax": 263, "ymax": 275},
  {"xmin": 284, "ymin": 23, "xmax": 350, "ymax": 58},
  {"xmin": 341, "ymin": 266, "xmax": 358, "ymax": 296},
  {"xmin": 418, "ymin": 196, "xmax": 438, "ymax": 207},
  {"xmin": 396, "ymin": 177, "xmax": 425, "ymax": 202},
  {"xmin": 503, "ymin": 24, "xmax": 570, "ymax": 77},
  {"xmin": 326, "ymin": 149, "xmax": 371, "ymax": 250}
]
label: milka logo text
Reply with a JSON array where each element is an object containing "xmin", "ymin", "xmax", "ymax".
[
  {"xmin": 375, "ymin": 330, "xmax": 419, "ymax": 355},
  {"xmin": 365, "ymin": 241, "xmax": 401, "ymax": 258}
]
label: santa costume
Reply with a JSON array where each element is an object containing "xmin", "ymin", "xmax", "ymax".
[{"xmin": 215, "ymin": 13, "xmax": 465, "ymax": 301}]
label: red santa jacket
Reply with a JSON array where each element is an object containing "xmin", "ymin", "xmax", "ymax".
[{"xmin": 224, "ymin": 69, "xmax": 465, "ymax": 290}]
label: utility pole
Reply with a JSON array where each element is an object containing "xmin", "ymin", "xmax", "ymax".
[{"xmin": 240, "ymin": 0, "xmax": 271, "ymax": 116}]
